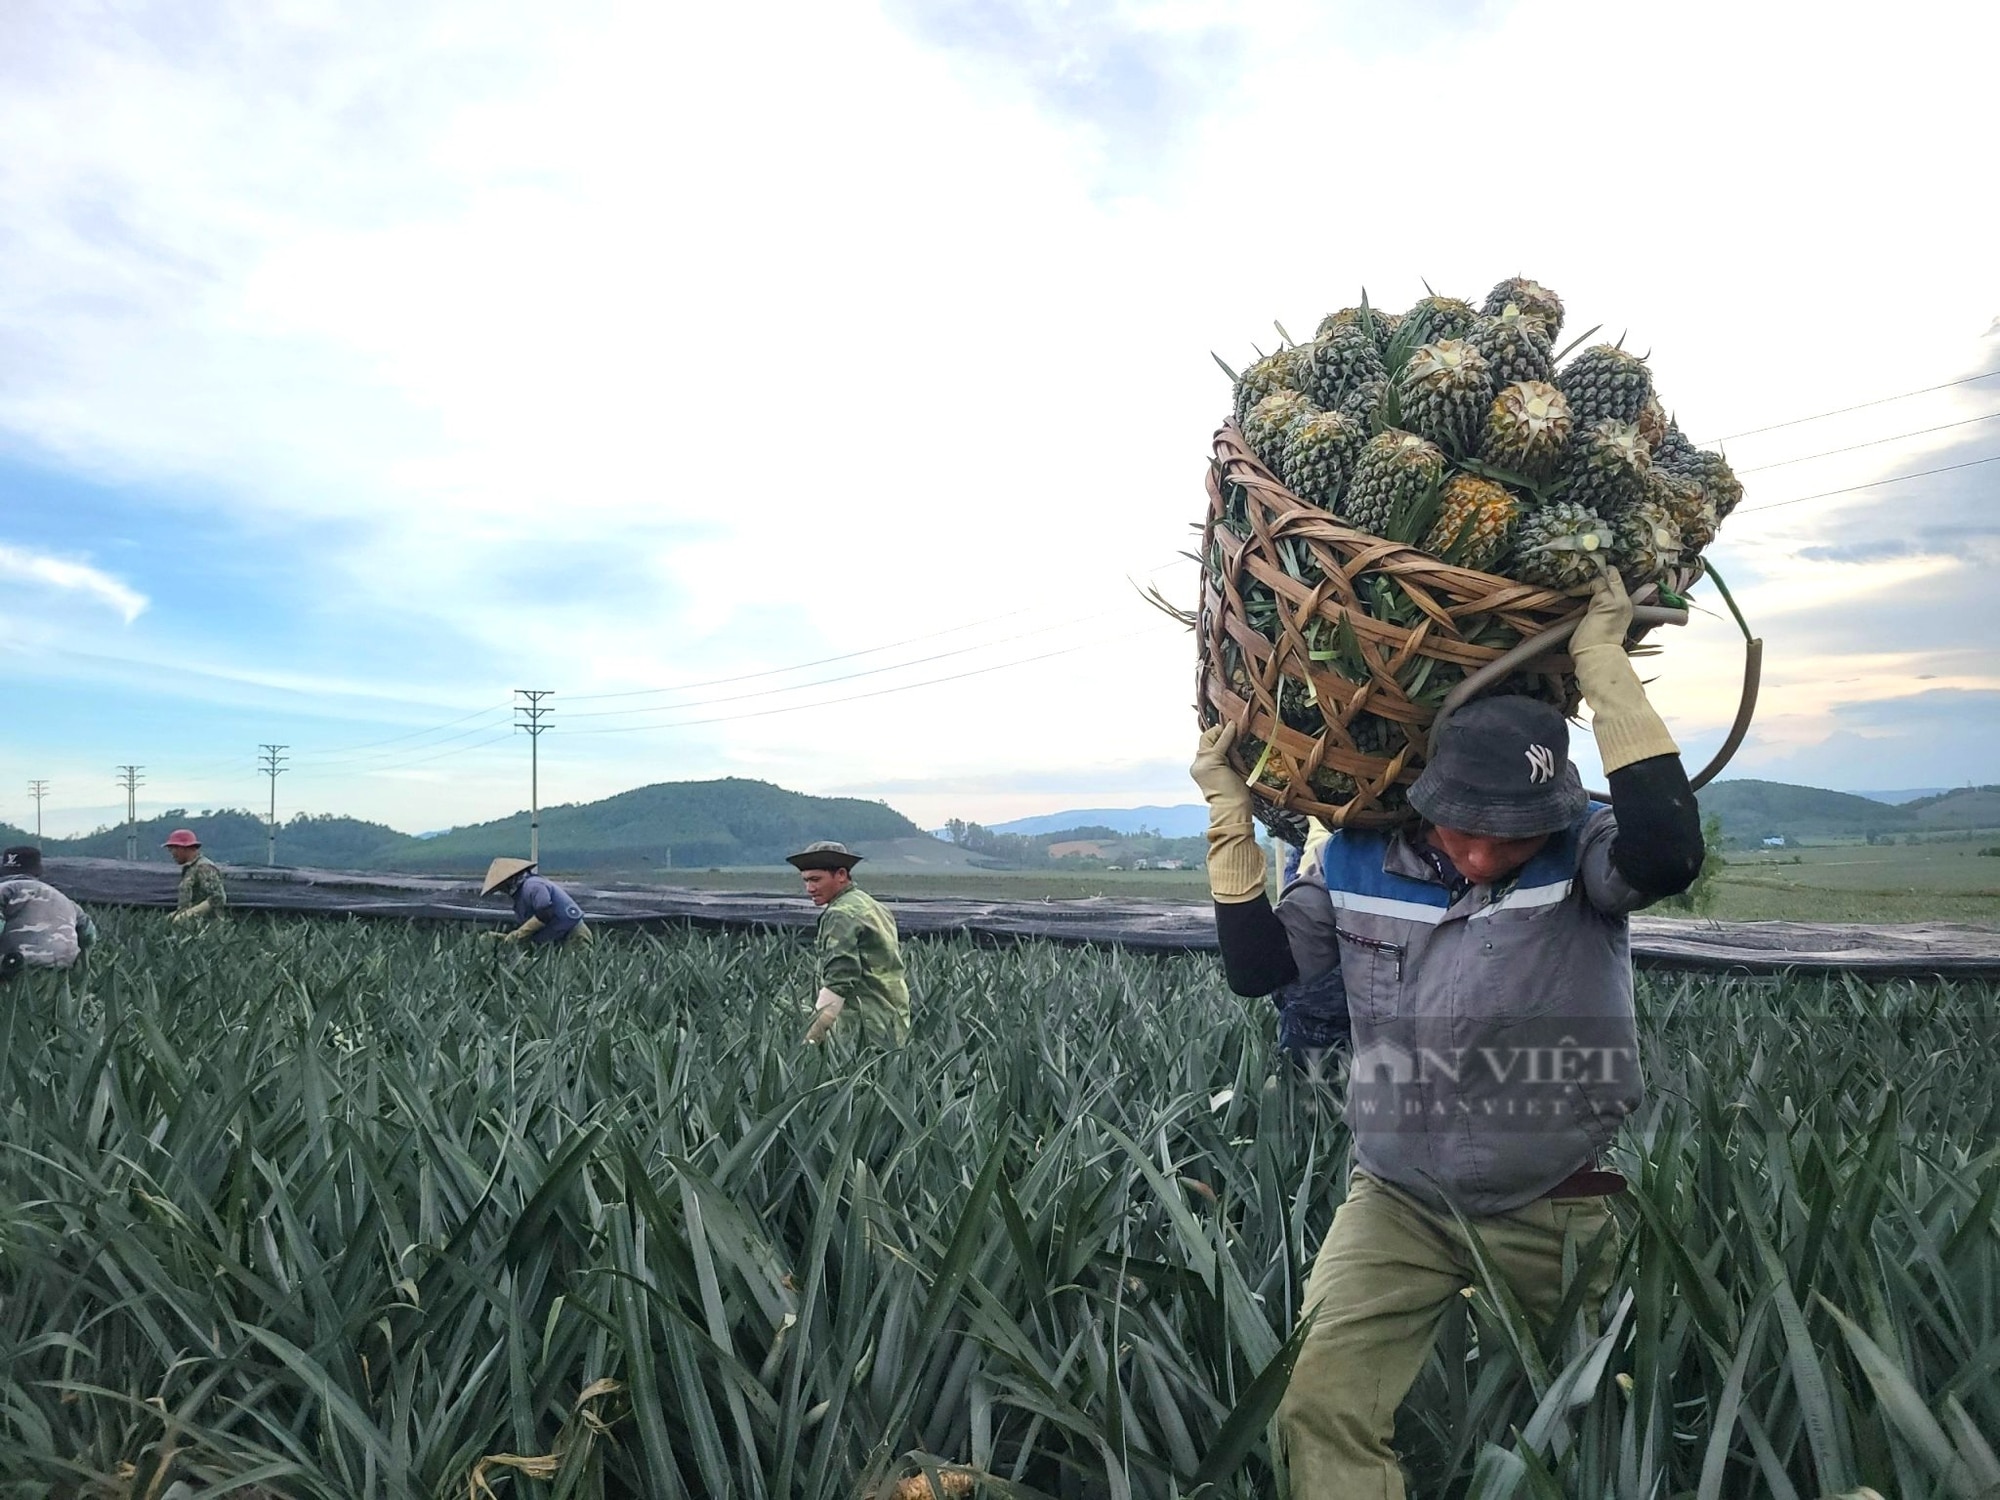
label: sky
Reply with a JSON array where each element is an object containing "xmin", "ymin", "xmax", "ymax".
[{"xmin": 1, "ymin": 0, "xmax": 1996, "ymax": 838}]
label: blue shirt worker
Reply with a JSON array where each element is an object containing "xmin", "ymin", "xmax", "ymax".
[
  {"xmin": 479, "ymin": 858, "xmax": 590, "ymax": 946},
  {"xmin": 0, "ymin": 846, "xmax": 96, "ymax": 978},
  {"xmin": 1192, "ymin": 570, "xmax": 1706, "ymax": 1498}
]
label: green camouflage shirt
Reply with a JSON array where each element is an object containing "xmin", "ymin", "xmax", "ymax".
[
  {"xmin": 177, "ymin": 856, "xmax": 228, "ymax": 915},
  {"xmin": 0, "ymin": 878, "xmax": 94, "ymax": 968},
  {"xmin": 814, "ymin": 885, "xmax": 910, "ymax": 1045}
]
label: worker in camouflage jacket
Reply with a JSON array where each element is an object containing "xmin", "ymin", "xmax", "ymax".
[
  {"xmin": 1192, "ymin": 569, "xmax": 1705, "ymax": 1498},
  {"xmin": 788, "ymin": 842, "xmax": 910, "ymax": 1047},
  {"xmin": 163, "ymin": 828, "xmax": 227, "ymax": 923},
  {"xmin": 0, "ymin": 846, "xmax": 97, "ymax": 977}
]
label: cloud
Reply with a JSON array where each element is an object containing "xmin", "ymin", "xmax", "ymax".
[{"xmin": 0, "ymin": 544, "xmax": 147, "ymax": 622}]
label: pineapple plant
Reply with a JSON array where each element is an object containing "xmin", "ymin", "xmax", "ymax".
[
  {"xmin": 1396, "ymin": 340, "xmax": 1494, "ymax": 455},
  {"xmin": 1482, "ymin": 276, "xmax": 1564, "ymax": 340},
  {"xmin": 1558, "ymin": 419, "xmax": 1652, "ymax": 518},
  {"xmin": 1509, "ymin": 500, "xmax": 1615, "ymax": 590},
  {"xmin": 1557, "ymin": 344, "xmax": 1654, "ymax": 427},
  {"xmin": 1344, "ymin": 429, "xmax": 1447, "ymax": 537},
  {"xmin": 1281, "ymin": 410, "xmax": 1367, "ymax": 511},
  {"xmin": 1242, "ymin": 389, "xmax": 1318, "ymax": 470},
  {"xmin": 1469, "ymin": 310, "xmax": 1555, "ymax": 388},
  {"xmin": 1479, "ymin": 380, "xmax": 1573, "ymax": 482},
  {"xmin": 1423, "ymin": 473, "xmax": 1521, "ymax": 571}
]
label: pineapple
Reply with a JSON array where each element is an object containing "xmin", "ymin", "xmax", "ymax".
[
  {"xmin": 1396, "ymin": 340, "xmax": 1494, "ymax": 455},
  {"xmin": 1558, "ymin": 419, "xmax": 1652, "ymax": 518},
  {"xmin": 1509, "ymin": 501, "xmax": 1614, "ymax": 590},
  {"xmin": 1339, "ymin": 377, "xmax": 1387, "ymax": 426},
  {"xmin": 1366, "ymin": 308, "xmax": 1404, "ymax": 357},
  {"xmin": 1659, "ymin": 444, "xmax": 1744, "ymax": 520},
  {"xmin": 1281, "ymin": 410, "xmax": 1367, "ymax": 510},
  {"xmin": 1611, "ymin": 495, "xmax": 1683, "ymax": 586},
  {"xmin": 1304, "ymin": 322, "xmax": 1388, "ymax": 412},
  {"xmin": 1636, "ymin": 391, "xmax": 1668, "ymax": 451},
  {"xmin": 1481, "ymin": 276, "xmax": 1565, "ymax": 341},
  {"xmin": 1479, "ymin": 380, "xmax": 1573, "ymax": 482},
  {"xmin": 1242, "ymin": 390, "xmax": 1318, "ymax": 471},
  {"xmin": 1232, "ymin": 346, "xmax": 1312, "ymax": 426},
  {"xmin": 1344, "ymin": 429, "xmax": 1447, "ymax": 537},
  {"xmin": 1653, "ymin": 419, "xmax": 1697, "ymax": 469},
  {"xmin": 1653, "ymin": 470, "xmax": 1719, "ymax": 550},
  {"xmin": 1469, "ymin": 310, "xmax": 1554, "ymax": 389},
  {"xmin": 1423, "ymin": 473, "xmax": 1521, "ymax": 571},
  {"xmin": 1403, "ymin": 293, "xmax": 1479, "ymax": 342},
  {"xmin": 1557, "ymin": 344, "xmax": 1654, "ymax": 428}
]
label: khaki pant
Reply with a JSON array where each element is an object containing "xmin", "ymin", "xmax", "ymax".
[{"xmin": 1278, "ymin": 1170, "xmax": 1616, "ymax": 1498}]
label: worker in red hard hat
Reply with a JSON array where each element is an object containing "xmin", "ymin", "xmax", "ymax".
[{"xmin": 163, "ymin": 829, "xmax": 227, "ymax": 924}]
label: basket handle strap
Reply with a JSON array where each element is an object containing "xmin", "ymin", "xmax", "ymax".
[{"xmin": 1428, "ymin": 605, "xmax": 1763, "ymax": 797}]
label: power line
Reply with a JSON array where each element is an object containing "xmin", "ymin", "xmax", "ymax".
[
  {"xmin": 1733, "ymin": 410, "xmax": 2000, "ymax": 476},
  {"xmin": 27, "ymin": 780, "xmax": 48, "ymax": 841},
  {"xmin": 1697, "ymin": 369, "xmax": 2000, "ymax": 446},
  {"xmin": 1730, "ymin": 452, "xmax": 2000, "ymax": 517},
  {"xmin": 563, "ymin": 609, "xmax": 1119, "ymax": 721},
  {"xmin": 565, "ymin": 625, "xmax": 1167, "ymax": 738}
]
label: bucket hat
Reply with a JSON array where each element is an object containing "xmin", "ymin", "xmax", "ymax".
[
  {"xmin": 1408, "ymin": 696, "xmax": 1587, "ymax": 838},
  {"xmin": 786, "ymin": 841, "xmax": 863, "ymax": 872}
]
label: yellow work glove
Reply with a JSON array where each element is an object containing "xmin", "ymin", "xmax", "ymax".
[
  {"xmin": 805, "ymin": 987, "xmax": 845, "ymax": 1044},
  {"xmin": 170, "ymin": 900, "xmax": 211, "ymax": 924},
  {"xmin": 1190, "ymin": 722, "xmax": 1266, "ymax": 904},
  {"xmin": 484, "ymin": 915, "xmax": 545, "ymax": 944},
  {"xmin": 1571, "ymin": 567, "xmax": 1679, "ymax": 773}
]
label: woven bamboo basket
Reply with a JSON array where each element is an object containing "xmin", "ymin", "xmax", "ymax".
[{"xmin": 1194, "ymin": 421, "xmax": 1700, "ymax": 829}]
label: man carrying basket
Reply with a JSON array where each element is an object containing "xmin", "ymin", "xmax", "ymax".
[{"xmin": 1193, "ymin": 569, "xmax": 1704, "ymax": 1497}]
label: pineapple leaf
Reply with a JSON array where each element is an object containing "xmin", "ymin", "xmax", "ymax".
[
  {"xmin": 1455, "ymin": 455, "xmax": 1551, "ymax": 505},
  {"xmin": 1358, "ymin": 289, "xmax": 1377, "ymax": 344},
  {"xmin": 1274, "ymin": 320, "xmax": 1298, "ymax": 347},
  {"xmin": 1385, "ymin": 472, "xmax": 1450, "ymax": 548},
  {"xmin": 1552, "ymin": 323, "xmax": 1603, "ymax": 364},
  {"xmin": 1212, "ymin": 352, "xmax": 1242, "ymax": 383}
]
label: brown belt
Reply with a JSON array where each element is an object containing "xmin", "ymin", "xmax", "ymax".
[{"xmin": 1542, "ymin": 1167, "xmax": 1627, "ymax": 1199}]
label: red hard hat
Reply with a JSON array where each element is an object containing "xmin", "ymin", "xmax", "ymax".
[{"xmin": 162, "ymin": 828, "xmax": 202, "ymax": 849}]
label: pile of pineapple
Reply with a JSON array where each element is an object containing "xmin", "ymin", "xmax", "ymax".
[
  {"xmin": 1211, "ymin": 276, "xmax": 1744, "ymax": 821},
  {"xmin": 1225, "ymin": 276, "xmax": 1742, "ymax": 590}
]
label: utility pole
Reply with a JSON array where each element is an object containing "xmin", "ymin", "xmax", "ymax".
[
  {"xmin": 27, "ymin": 780, "xmax": 48, "ymax": 841},
  {"xmin": 514, "ymin": 690, "xmax": 553, "ymax": 864},
  {"xmin": 259, "ymin": 744, "xmax": 289, "ymax": 866},
  {"xmin": 116, "ymin": 765, "xmax": 144, "ymax": 861}
]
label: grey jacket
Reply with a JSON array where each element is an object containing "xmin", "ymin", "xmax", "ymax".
[{"xmin": 1276, "ymin": 805, "xmax": 1648, "ymax": 1214}]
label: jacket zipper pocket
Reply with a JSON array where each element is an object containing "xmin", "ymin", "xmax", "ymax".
[{"xmin": 1335, "ymin": 926, "xmax": 1405, "ymax": 980}]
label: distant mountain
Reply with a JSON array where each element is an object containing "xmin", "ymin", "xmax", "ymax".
[
  {"xmin": 1846, "ymin": 788, "xmax": 1953, "ymax": 805},
  {"xmin": 1904, "ymin": 786, "xmax": 2000, "ymax": 829},
  {"xmin": 1697, "ymin": 780, "xmax": 1916, "ymax": 842},
  {"xmin": 375, "ymin": 777, "xmax": 924, "ymax": 873},
  {"xmin": 988, "ymin": 804, "xmax": 1210, "ymax": 838},
  {"xmin": 17, "ymin": 808, "xmax": 412, "ymax": 868}
]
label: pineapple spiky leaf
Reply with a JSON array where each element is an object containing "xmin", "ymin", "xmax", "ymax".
[{"xmin": 1552, "ymin": 323, "xmax": 1604, "ymax": 364}]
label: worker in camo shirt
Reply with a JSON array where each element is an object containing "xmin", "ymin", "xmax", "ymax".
[
  {"xmin": 0, "ymin": 846, "xmax": 97, "ymax": 978},
  {"xmin": 163, "ymin": 828, "xmax": 227, "ymax": 924}
]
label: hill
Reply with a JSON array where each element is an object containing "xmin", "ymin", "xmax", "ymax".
[
  {"xmin": 18, "ymin": 808, "xmax": 412, "ymax": 868},
  {"xmin": 989, "ymin": 805, "xmax": 1209, "ymax": 838},
  {"xmin": 1904, "ymin": 787, "xmax": 2000, "ymax": 830},
  {"xmin": 1696, "ymin": 780, "xmax": 1916, "ymax": 843},
  {"xmin": 377, "ymin": 777, "xmax": 924, "ymax": 873}
]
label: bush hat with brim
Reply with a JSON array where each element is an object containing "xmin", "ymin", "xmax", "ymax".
[
  {"xmin": 1408, "ymin": 696, "xmax": 1588, "ymax": 839},
  {"xmin": 481, "ymin": 856, "xmax": 536, "ymax": 896},
  {"xmin": 786, "ymin": 841, "xmax": 863, "ymax": 872}
]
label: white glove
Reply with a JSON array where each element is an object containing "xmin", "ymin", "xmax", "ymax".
[{"xmin": 806, "ymin": 987, "xmax": 845, "ymax": 1044}]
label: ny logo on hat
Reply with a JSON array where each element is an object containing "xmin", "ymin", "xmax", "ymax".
[{"xmin": 1524, "ymin": 743, "xmax": 1557, "ymax": 784}]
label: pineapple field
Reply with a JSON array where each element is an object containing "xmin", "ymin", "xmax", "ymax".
[{"xmin": 3, "ymin": 911, "xmax": 1997, "ymax": 1498}]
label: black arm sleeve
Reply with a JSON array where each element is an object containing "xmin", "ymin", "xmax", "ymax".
[
  {"xmin": 1605, "ymin": 752, "xmax": 1705, "ymax": 899},
  {"xmin": 1213, "ymin": 897, "xmax": 1300, "ymax": 997}
]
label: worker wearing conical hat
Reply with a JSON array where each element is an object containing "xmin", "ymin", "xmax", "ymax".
[
  {"xmin": 1194, "ymin": 569, "xmax": 1708, "ymax": 1497},
  {"xmin": 479, "ymin": 857, "xmax": 591, "ymax": 946},
  {"xmin": 787, "ymin": 842, "xmax": 909, "ymax": 1047},
  {"xmin": 163, "ymin": 828, "xmax": 227, "ymax": 924}
]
